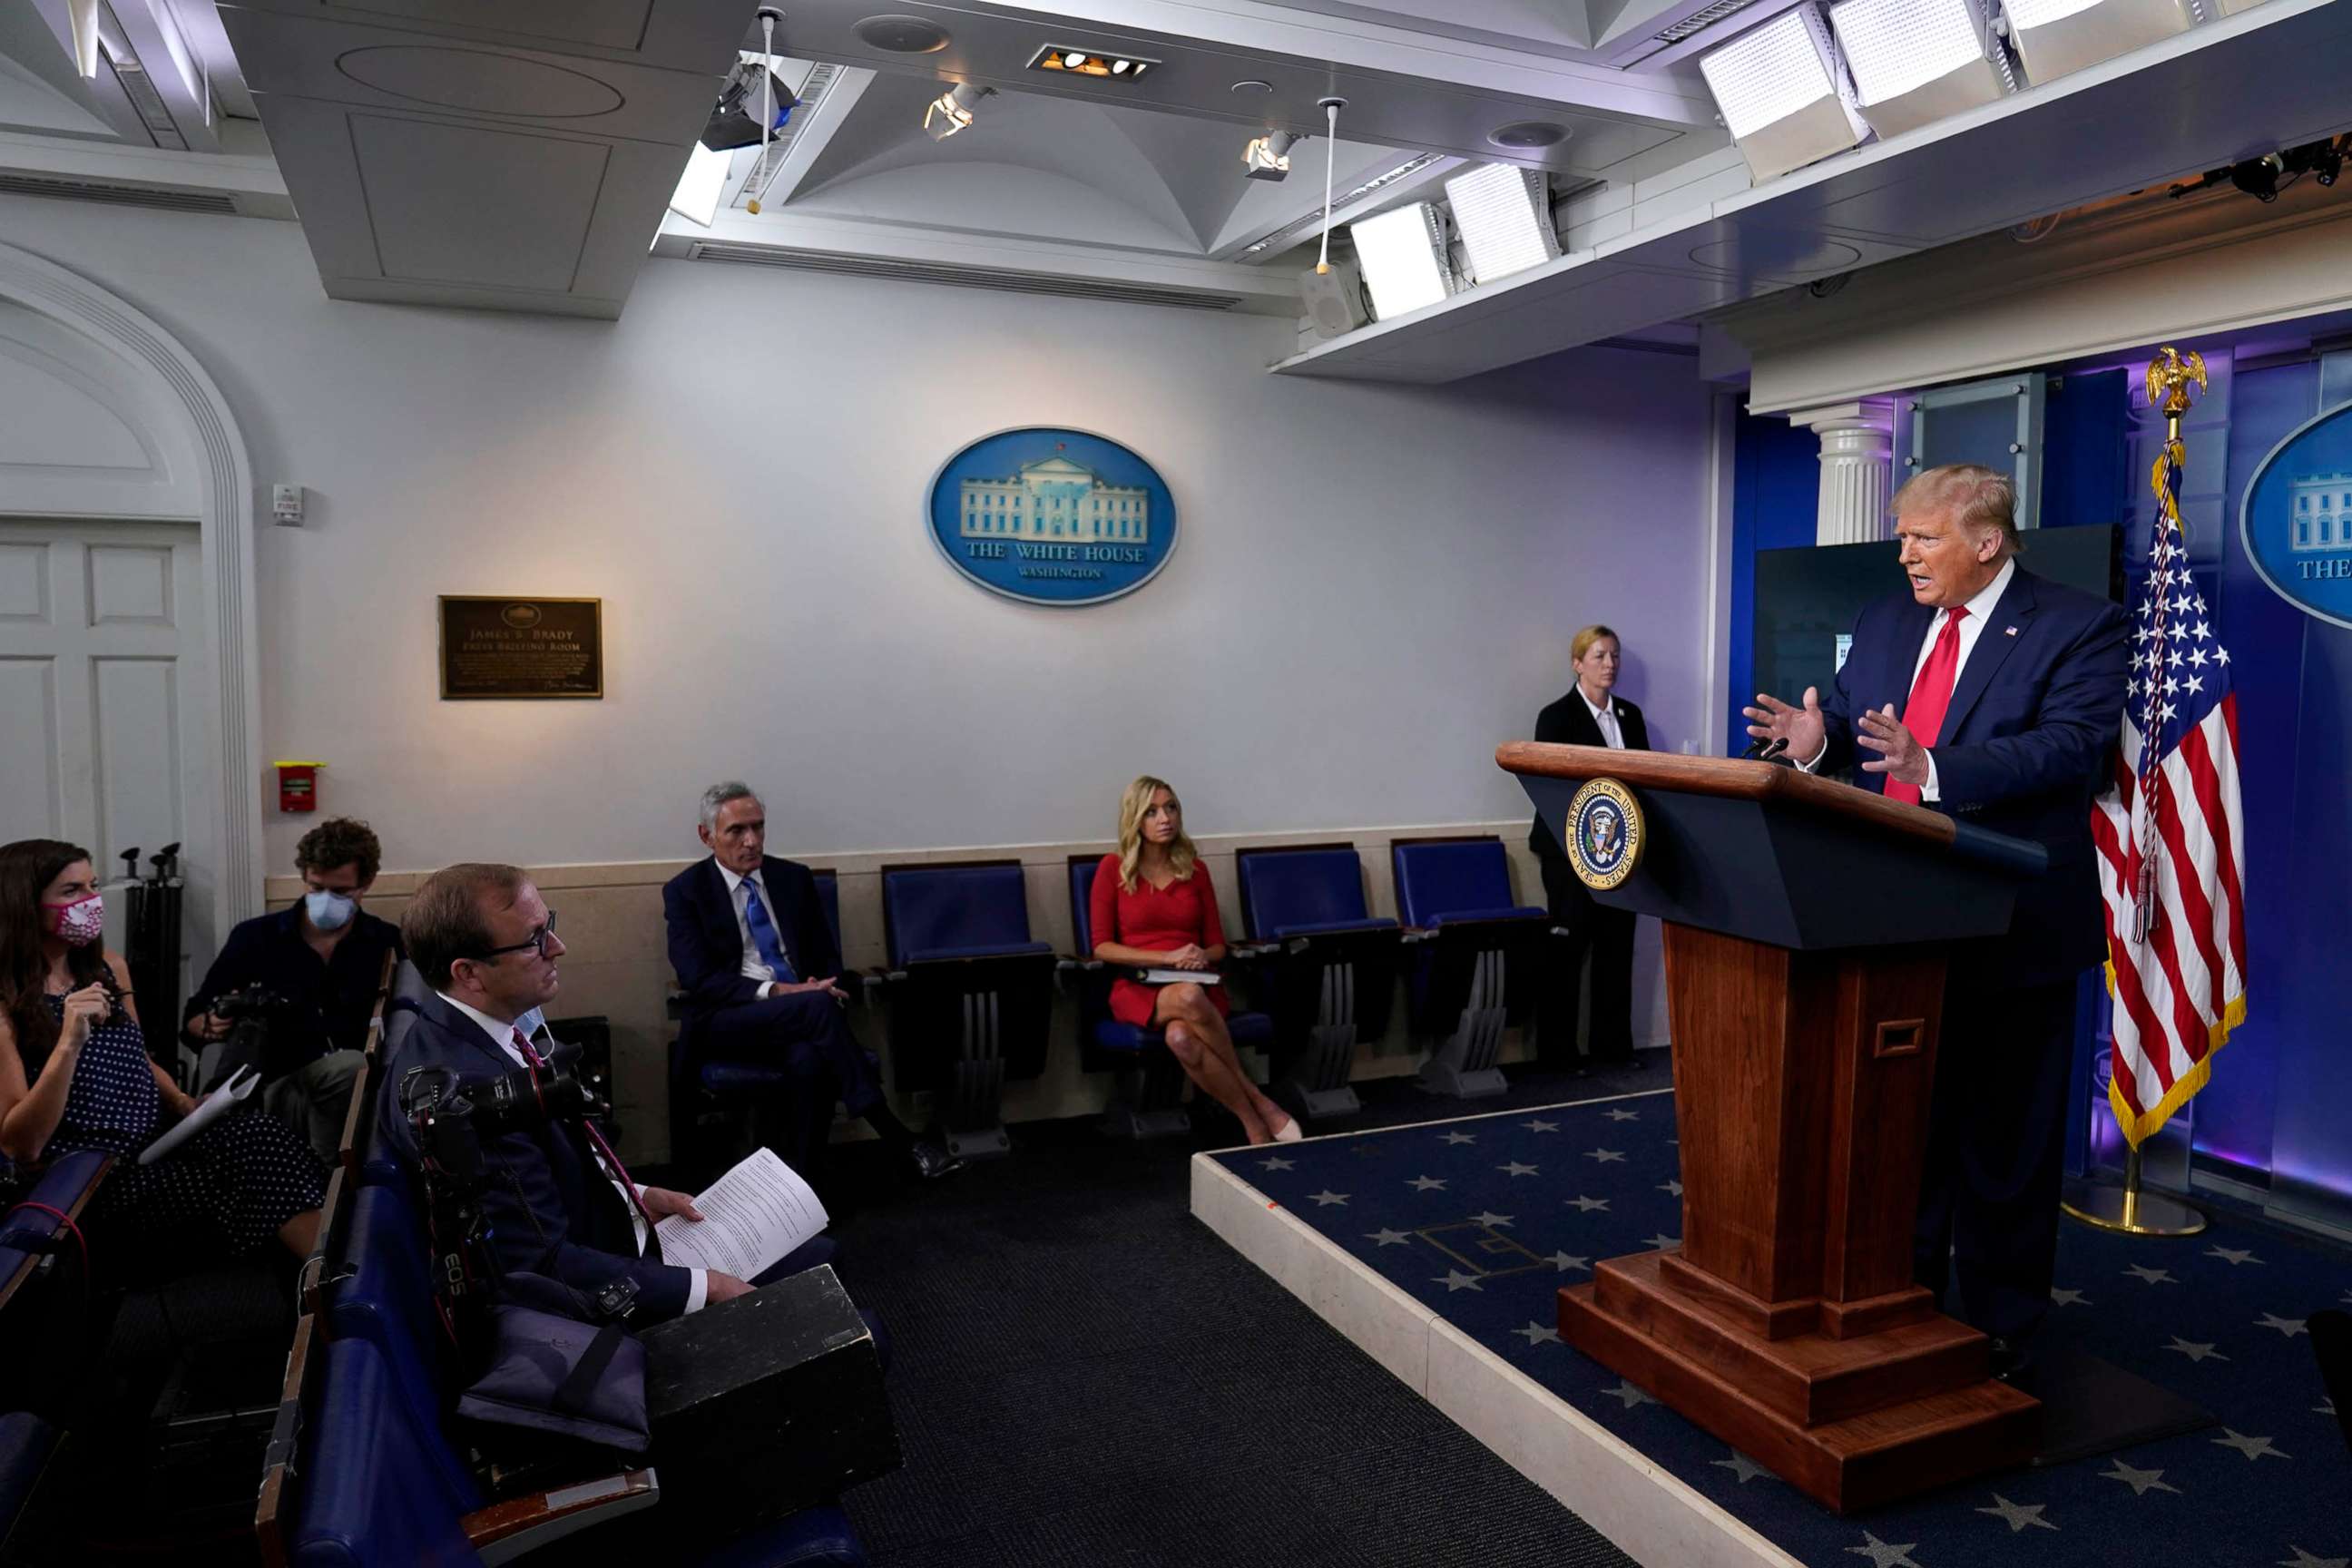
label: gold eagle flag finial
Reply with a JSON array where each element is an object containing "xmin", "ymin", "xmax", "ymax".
[{"xmin": 2144, "ymin": 345, "xmax": 2208, "ymax": 546}]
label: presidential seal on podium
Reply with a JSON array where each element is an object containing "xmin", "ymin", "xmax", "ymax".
[{"xmin": 1565, "ymin": 777, "xmax": 1642, "ymax": 891}]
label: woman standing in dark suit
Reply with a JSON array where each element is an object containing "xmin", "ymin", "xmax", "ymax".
[{"xmin": 1526, "ymin": 625, "xmax": 1649, "ymax": 1071}]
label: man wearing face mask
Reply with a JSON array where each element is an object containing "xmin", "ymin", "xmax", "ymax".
[{"xmin": 184, "ymin": 818, "xmax": 403, "ymax": 1164}]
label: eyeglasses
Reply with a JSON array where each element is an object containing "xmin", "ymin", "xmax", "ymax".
[{"xmin": 471, "ymin": 910, "xmax": 559, "ymax": 962}]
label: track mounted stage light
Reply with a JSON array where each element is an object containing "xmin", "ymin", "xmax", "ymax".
[
  {"xmin": 1828, "ymin": 0, "xmax": 2014, "ymax": 140},
  {"xmin": 1244, "ymin": 131, "xmax": 1303, "ymax": 181},
  {"xmin": 1349, "ymin": 201, "xmax": 1457, "ymax": 320},
  {"xmin": 2001, "ymin": 0, "xmax": 2194, "ymax": 87},
  {"xmin": 1442, "ymin": 163, "xmax": 1559, "ymax": 284},
  {"xmin": 925, "ymin": 82, "xmax": 991, "ymax": 141},
  {"xmin": 1699, "ymin": 7, "xmax": 1868, "ymax": 183}
]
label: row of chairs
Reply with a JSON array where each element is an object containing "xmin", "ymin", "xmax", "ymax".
[
  {"xmin": 674, "ymin": 837, "xmax": 1552, "ymax": 1168},
  {"xmin": 261, "ymin": 957, "xmax": 874, "ymax": 1566}
]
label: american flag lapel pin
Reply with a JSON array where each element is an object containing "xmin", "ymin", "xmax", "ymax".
[{"xmin": 2004, "ymin": 625, "xmax": 2019, "ymax": 636}]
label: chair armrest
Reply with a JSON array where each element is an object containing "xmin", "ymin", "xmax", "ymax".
[
  {"xmin": 1400, "ymin": 927, "xmax": 1436, "ymax": 945},
  {"xmin": 464, "ymin": 1468, "xmax": 661, "ymax": 1563}
]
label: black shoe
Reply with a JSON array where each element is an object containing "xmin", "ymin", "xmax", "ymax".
[
  {"xmin": 1987, "ymin": 1336, "xmax": 2038, "ymax": 1387},
  {"xmin": 908, "ymin": 1140, "xmax": 966, "ymax": 1181}
]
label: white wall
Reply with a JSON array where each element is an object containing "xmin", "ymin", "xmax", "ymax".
[{"xmin": 0, "ymin": 195, "xmax": 1717, "ymax": 873}]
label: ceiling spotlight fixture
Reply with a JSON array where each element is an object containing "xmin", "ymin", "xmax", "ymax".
[
  {"xmin": 1349, "ymin": 201, "xmax": 1457, "ymax": 319},
  {"xmin": 924, "ymin": 82, "xmax": 991, "ymax": 141},
  {"xmin": 1443, "ymin": 163, "xmax": 1560, "ymax": 284},
  {"xmin": 2000, "ymin": 0, "xmax": 2193, "ymax": 86},
  {"xmin": 2167, "ymin": 134, "xmax": 2349, "ymax": 202},
  {"xmin": 1030, "ymin": 45, "xmax": 1157, "ymax": 78},
  {"xmin": 1828, "ymin": 0, "xmax": 2014, "ymax": 140},
  {"xmin": 1698, "ymin": 6, "xmax": 1868, "ymax": 183},
  {"xmin": 1244, "ymin": 131, "xmax": 1303, "ymax": 181}
]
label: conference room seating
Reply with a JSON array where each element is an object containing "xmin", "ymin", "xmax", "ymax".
[
  {"xmin": 669, "ymin": 870, "xmax": 848, "ymax": 1184},
  {"xmin": 874, "ymin": 861, "xmax": 1055, "ymax": 1160},
  {"xmin": 1063, "ymin": 855, "xmax": 1275, "ymax": 1140},
  {"xmin": 1391, "ymin": 837, "xmax": 1549, "ymax": 1099},
  {"xmin": 1233, "ymin": 845, "xmax": 1403, "ymax": 1124}
]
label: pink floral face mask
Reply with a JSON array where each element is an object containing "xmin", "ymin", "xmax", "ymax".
[{"xmin": 45, "ymin": 893, "xmax": 104, "ymax": 947}]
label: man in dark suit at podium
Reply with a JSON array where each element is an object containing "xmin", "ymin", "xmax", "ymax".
[
  {"xmin": 664, "ymin": 781, "xmax": 961, "ymax": 1183},
  {"xmin": 1743, "ymin": 464, "xmax": 2126, "ymax": 1371},
  {"xmin": 1529, "ymin": 624, "xmax": 1651, "ymax": 1072}
]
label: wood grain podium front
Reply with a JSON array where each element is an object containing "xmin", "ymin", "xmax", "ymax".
[{"xmin": 1499, "ymin": 743, "xmax": 2044, "ymax": 1513}]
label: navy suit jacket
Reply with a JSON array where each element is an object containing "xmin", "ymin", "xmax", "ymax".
[
  {"xmin": 1821, "ymin": 565, "xmax": 2128, "ymax": 985},
  {"xmin": 662, "ymin": 855, "xmax": 843, "ymax": 1021},
  {"xmin": 1527, "ymin": 689, "xmax": 1651, "ymax": 876},
  {"xmin": 377, "ymin": 994, "xmax": 692, "ymax": 1322}
]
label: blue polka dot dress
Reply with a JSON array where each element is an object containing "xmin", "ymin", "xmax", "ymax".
[{"xmin": 43, "ymin": 995, "xmax": 324, "ymax": 1274}]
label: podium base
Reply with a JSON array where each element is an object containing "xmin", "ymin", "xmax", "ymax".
[{"xmin": 1559, "ymin": 1252, "xmax": 2038, "ymax": 1514}]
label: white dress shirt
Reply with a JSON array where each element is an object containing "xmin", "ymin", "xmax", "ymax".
[
  {"xmin": 717, "ymin": 860, "xmax": 793, "ymax": 997},
  {"xmin": 1580, "ymin": 686, "xmax": 1626, "ymax": 750},
  {"xmin": 438, "ymin": 992, "xmax": 707, "ymax": 1313},
  {"xmin": 1803, "ymin": 558, "xmax": 2014, "ymax": 803}
]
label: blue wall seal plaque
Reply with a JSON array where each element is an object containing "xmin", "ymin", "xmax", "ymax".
[
  {"xmin": 1566, "ymin": 778, "xmax": 1643, "ymax": 891},
  {"xmin": 927, "ymin": 427, "xmax": 1179, "ymax": 607},
  {"xmin": 2240, "ymin": 398, "xmax": 2352, "ymax": 631}
]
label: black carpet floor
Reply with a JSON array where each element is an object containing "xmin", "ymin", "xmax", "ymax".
[{"xmin": 808, "ymin": 1058, "xmax": 1665, "ymax": 1567}]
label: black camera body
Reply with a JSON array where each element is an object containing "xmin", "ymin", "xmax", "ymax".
[{"xmin": 203, "ymin": 982, "xmax": 302, "ymax": 1088}]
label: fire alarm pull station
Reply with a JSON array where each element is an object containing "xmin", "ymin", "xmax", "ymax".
[{"xmin": 275, "ymin": 760, "xmax": 323, "ymax": 813}]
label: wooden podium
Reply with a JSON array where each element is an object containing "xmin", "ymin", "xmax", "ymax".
[{"xmin": 1501, "ymin": 744, "xmax": 2044, "ymax": 1513}]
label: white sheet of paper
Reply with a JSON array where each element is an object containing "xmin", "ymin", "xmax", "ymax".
[
  {"xmin": 139, "ymin": 1064, "xmax": 259, "ymax": 1167},
  {"xmin": 1139, "ymin": 969, "xmax": 1221, "ymax": 985},
  {"xmin": 652, "ymin": 1147, "xmax": 828, "ymax": 1280}
]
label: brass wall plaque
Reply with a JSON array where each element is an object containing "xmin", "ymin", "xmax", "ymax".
[{"xmin": 438, "ymin": 597, "xmax": 603, "ymax": 700}]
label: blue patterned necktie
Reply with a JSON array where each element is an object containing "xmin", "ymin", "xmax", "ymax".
[{"xmin": 741, "ymin": 878, "xmax": 799, "ymax": 984}]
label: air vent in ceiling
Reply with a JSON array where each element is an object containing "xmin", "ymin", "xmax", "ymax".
[
  {"xmin": 1654, "ymin": 0, "xmax": 1774, "ymax": 44},
  {"xmin": 687, "ymin": 242, "xmax": 1243, "ymax": 310},
  {"xmin": 0, "ymin": 172, "xmax": 237, "ymax": 215},
  {"xmin": 736, "ymin": 61, "xmax": 840, "ymax": 209}
]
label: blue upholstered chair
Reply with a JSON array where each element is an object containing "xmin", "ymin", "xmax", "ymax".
[
  {"xmin": 1391, "ymin": 837, "xmax": 1548, "ymax": 1098},
  {"xmin": 1063, "ymin": 855, "xmax": 1274, "ymax": 1140},
  {"xmin": 1233, "ymin": 846, "xmax": 1402, "ymax": 1123},
  {"xmin": 873, "ymin": 861, "xmax": 1055, "ymax": 1160}
]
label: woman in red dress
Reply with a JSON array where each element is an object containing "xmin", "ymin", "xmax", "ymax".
[{"xmin": 1090, "ymin": 777, "xmax": 1300, "ymax": 1145}]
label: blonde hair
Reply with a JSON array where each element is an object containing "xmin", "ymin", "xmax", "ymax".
[
  {"xmin": 1571, "ymin": 624, "xmax": 1619, "ymax": 664},
  {"xmin": 1116, "ymin": 775, "xmax": 1199, "ymax": 894},
  {"xmin": 1891, "ymin": 463, "xmax": 2024, "ymax": 553}
]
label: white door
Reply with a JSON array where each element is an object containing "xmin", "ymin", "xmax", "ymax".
[{"xmin": 0, "ymin": 519, "xmax": 215, "ymax": 994}]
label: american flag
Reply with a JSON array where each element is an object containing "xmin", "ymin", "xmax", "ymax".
[{"xmin": 2088, "ymin": 456, "xmax": 2248, "ymax": 1149}]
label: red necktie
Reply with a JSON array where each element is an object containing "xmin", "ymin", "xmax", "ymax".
[
  {"xmin": 515, "ymin": 1027, "xmax": 654, "ymax": 1234},
  {"xmin": 1885, "ymin": 607, "xmax": 1968, "ymax": 807}
]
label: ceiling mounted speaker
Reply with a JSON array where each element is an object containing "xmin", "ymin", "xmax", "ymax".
[
  {"xmin": 855, "ymin": 15, "xmax": 951, "ymax": 53},
  {"xmin": 1300, "ymin": 260, "xmax": 1368, "ymax": 340}
]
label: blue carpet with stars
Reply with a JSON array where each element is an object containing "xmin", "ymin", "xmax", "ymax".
[{"xmin": 1209, "ymin": 1087, "xmax": 2352, "ymax": 1568}]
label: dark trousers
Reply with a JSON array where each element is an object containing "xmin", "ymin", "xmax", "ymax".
[
  {"xmin": 1539, "ymin": 858, "xmax": 1637, "ymax": 1064},
  {"xmin": 1912, "ymin": 974, "xmax": 2080, "ymax": 1344},
  {"xmin": 696, "ymin": 993, "xmax": 884, "ymax": 1179}
]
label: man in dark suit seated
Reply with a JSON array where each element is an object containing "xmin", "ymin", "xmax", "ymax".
[
  {"xmin": 378, "ymin": 862, "xmax": 753, "ymax": 1318},
  {"xmin": 1744, "ymin": 462, "xmax": 2127, "ymax": 1377},
  {"xmin": 663, "ymin": 782, "xmax": 961, "ymax": 1184},
  {"xmin": 1528, "ymin": 624, "xmax": 1651, "ymax": 1072}
]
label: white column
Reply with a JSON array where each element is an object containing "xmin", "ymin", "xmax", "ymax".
[{"xmin": 1788, "ymin": 399, "xmax": 1896, "ymax": 545}]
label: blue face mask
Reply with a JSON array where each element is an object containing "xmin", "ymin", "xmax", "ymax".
[
  {"xmin": 514, "ymin": 1006, "xmax": 546, "ymax": 1041},
  {"xmin": 304, "ymin": 889, "xmax": 357, "ymax": 932}
]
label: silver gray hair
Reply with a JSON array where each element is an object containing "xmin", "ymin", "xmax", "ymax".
[{"xmin": 699, "ymin": 780, "xmax": 761, "ymax": 831}]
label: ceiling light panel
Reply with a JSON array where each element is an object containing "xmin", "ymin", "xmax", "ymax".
[
  {"xmin": 1349, "ymin": 201, "xmax": 1456, "ymax": 320},
  {"xmin": 1699, "ymin": 6, "xmax": 1868, "ymax": 181},
  {"xmin": 2003, "ymin": 0, "xmax": 2195, "ymax": 83},
  {"xmin": 1443, "ymin": 164, "xmax": 1560, "ymax": 285},
  {"xmin": 1029, "ymin": 45, "xmax": 1158, "ymax": 79},
  {"xmin": 1829, "ymin": 0, "xmax": 2014, "ymax": 139}
]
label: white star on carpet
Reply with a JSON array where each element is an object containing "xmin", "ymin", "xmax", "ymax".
[
  {"xmin": 2278, "ymin": 1549, "xmax": 2349, "ymax": 1568},
  {"xmin": 2211, "ymin": 1429, "xmax": 2289, "ymax": 1462},
  {"xmin": 1512, "ymin": 1320, "xmax": 1561, "ymax": 1346},
  {"xmin": 1711, "ymin": 1451, "xmax": 1767, "ymax": 1484},
  {"xmin": 1644, "ymin": 1234, "xmax": 1681, "ymax": 1250},
  {"xmin": 1435, "ymin": 1269, "xmax": 1483, "ymax": 1292},
  {"xmin": 2204, "ymin": 1246, "xmax": 2261, "ymax": 1265},
  {"xmin": 1441, "ymin": 1131, "xmax": 1478, "ymax": 1145},
  {"xmin": 1547, "ymin": 1252, "xmax": 1590, "ymax": 1271},
  {"xmin": 1259, "ymin": 1156, "xmax": 1295, "ymax": 1171},
  {"xmin": 1471, "ymin": 1211, "xmax": 1514, "ymax": 1229},
  {"xmin": 1522, "ymin": 1119, "xmax": 1559, "ymax": 1133},
  {"xmin": 1975, "ymin": 1494, "xmax": 2056, "ymax": 1534},
  {"xmin": 1408, "ymin": 1175, "xmax": 1447, "ymax": 1192},
  {"xmin": 2256, "ymin": 1312, "xmax": 2309, "ymax": 1338},
  {"xmin": 1498, "ymin": 1161, "xmax": 1540, "ymax": 1178},
  {"xmin": 2122, "ymin": 1264, "xmax": 2175, "ymax": 1285},
  {"xmin": 1605, "ymin": 1107, "xmax": 1642, "ymax": 1122},
  {"xmin": 2164, "ymin": 1338, "xmax": 2228, "ymax": 1363},
  {"xmin": 1600, "ymin": 1380, "xmax": 1655, "ymax": 1408},
  {"xmin": 2049, "ymin": 1289, "xmax": 2090, "ymax": 1308},
  {"xmin": 1584, "ymin": 1148, "xmax": 1626, "ymax": 1163},
  {"xmin": 1365, "ymin": 1229, "xmax": 1411, "ymax": 1247},
  {"xmin": 1844, "ymin": 1532, "xmax": 1923, "ymax": 1567},
  {"xmin": 1658, "ymin": 1179, "xmax": 1683, "ymax": 1197},
  {"xmin": 1308, "ymin": 1190, "xmax": 1349, "ymax": 1207},
  {"xmin": 1566, "ymin": 1195, "xmax": 1611, "ymax": 1212},
  {"xmin": 2100, "ymin": 1459, "xmax": 2180, "ymax": 1496}
]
